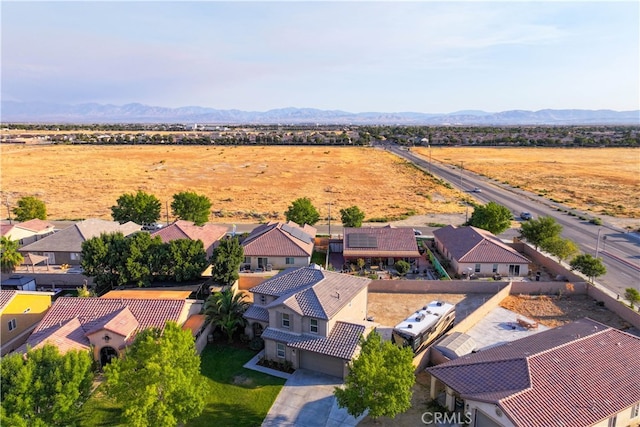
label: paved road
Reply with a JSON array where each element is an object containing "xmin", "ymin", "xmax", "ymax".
[{"xmin": 380, "ymin": 143, "xmax": 640, "ymax": 297}]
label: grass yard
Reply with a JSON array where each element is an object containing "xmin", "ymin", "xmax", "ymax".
[{"xmin": 75, "ymin": 345, "xmax": 284, "ymax": 426}]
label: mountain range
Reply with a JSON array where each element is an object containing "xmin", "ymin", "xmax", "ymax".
[{"xmin": 2, "ymin": 101, "xmax": 638, "ymax": 125}]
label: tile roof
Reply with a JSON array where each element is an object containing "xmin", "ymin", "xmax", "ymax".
[
  {"xmin": 21, "ymin": 297, "xmax": 185, "ymax": 353},
  {"xmin": 151, "ymin": 220, "xmax": 227, "ymax": 256},
  {"xmin": 433, "ymin": 225, "xmax": 530, "ymax": 264},
  {"xmin": 15, "ymin": 219, "xmax": 55, "ymax": 233},
  {"xmin": 342, "ymin": 226, "xmax": 420, "ymax": 258},
  {"xmin": 244, "ymin": 304, "xmax": 269, "ymax": 322},
  {"xmin": 1, "ymin": 224, "xmax": 15, "ymax": 237},
  {"xmin": 0, "ymin": 290, "xmax": 17, "ymax": 310},
  {"xmin": 30, "ymin": 317, "xmax": 90, "ymax": 354},
  {"xmin": 87, "ymin": 306, "xmax": 139, "ymax": 338},
  {"xmin": 101, "ymin": 290, "xmax": 192, "ymax": 300},
  {"xmin": 428, "ymin": 318, "xmax": 640, "ymax": 427},
  {"xmin": 182, "ymin": 314, "xmax": 207, "ymax": 337},
  {"xmin": 262, "ymin": 321, "xmax": 366, "ymax": 360},
  {"xmin": 242, "ymin": 221, "xmax": 316, "ymax": 257},
  {"xmin": 252, "ymin": 266, "xmax": 370, "ymax": 320},
  {"xmin": 19, "ymin": 219, "xmax": 141, "ymax": 253}
]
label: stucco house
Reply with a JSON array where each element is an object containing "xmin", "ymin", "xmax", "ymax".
[
  {"xmin": 432, "ymin": 225, "xmax": 530, "ymax": 277},
  {"xmin": 427, "ymin": 318, "xmax": 640, "ymax": 427},
  {"xmin": 341, "ymin": 226, "xmax": 421, "ymax": 268},
  {"xmin": 150, "ymin": 220, "xmax": 228, "ymax": 258},
  {"xmin": 18, "ymin": 218, "xmax": 141, "ymax": 266},
  {"xmin": 17, "ymin": 291, "xmax": 203, "ymax": 365},
  {"xmin": 241, "ymin": 221, "xmax": 316, "ymax": 271},
  {"xmin": 1, "ymin": 219, "xmax": 55, "ymax": 247},
  {"xmin": 244, "ymin": 265, "xmax": 371, "ymax": 378},
  {"xmin": 1, "ymin": 289, "xmax": 54, "ymax": 356}
]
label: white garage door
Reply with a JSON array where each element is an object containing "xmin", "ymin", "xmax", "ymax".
[{"xmin": 299, "ymin": 351, "xmax": 344, "ymax": 378}]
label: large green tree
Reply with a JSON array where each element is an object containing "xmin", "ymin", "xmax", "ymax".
[
  {"xmin": 1, "ymin": 345, "xmax": 93, "ymax": 427},
  {"xmin": 104, "ymin": 322, "xmax": 206, "ymax": 427},
  {"xmin": 12, "ymin": 196, "xmax": 47, "ymax": 221},
  {"xmin": 624, "ymin": 288, "xmax": 640, "ymax": 309},
  {"xmin": 540, "ymin": 236, "xmax": 579, "ymax": 263},
  {"xmin": 171, "ymin": 191, "xmax": 212, "ymax": 226},
  {"xmin": 468, "ymin": 201, "xmax": 512, "ymax": 234},
  {"xmin": 334, "ymin": 330, "xmax": 415, "ymax": 420},
  {"xmin": 570, "ymin": 253, "xmax": 607, "ymax": 283},
  {"xmin": 167, "ymin": 239, "xmax": 209, "ymax": 282},
  {"xmin": 210, "ymin": 237, "xmax": 243, "ymax": 287},
  {"xmin": 284, "ymin": 197, "xmax": 320, "ymax": 226},
  {"xmin": 1, "ymin": 236, "xmax": 24, "ymax": 273},
  {"xmin": 111, "ymin": 190, "xmax": 161, "ymax": 225},
  {"xmin": 204, "ymin": 288, "xmax": 249, "ymax": 343},
  {"xmin": 519, "ymin": 216, "xmax": 563, "ymax": 250},
  {"xmin": 340, "ymin": 205, "xmax": 366, "ymax": 228}
]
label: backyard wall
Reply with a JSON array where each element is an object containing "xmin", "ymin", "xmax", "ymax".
[
  {"xmin": 509, "ymin": 241, "xmax": 584, "ymax": 282},
  {"xmin": 587, "ymin": 285, "xmax": 640, "ymax": 330},
  {"xmin": 368, "ymin": 280, "xmax": 509, "ymax": 294},
  {"xmin": 1, "ymin": 272, "xmax": 93, "ymax": 289},
  {"xmin": 195, "ymin": 322, "xmax": 213, "ymax": 354}
]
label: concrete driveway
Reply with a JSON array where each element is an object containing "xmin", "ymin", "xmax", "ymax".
[{"xmin": 262, "ymin": 369, "xmax": 366, "ymax": 427}]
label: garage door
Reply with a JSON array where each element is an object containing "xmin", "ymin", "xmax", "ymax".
[
  {"xmin": 299, "ymin": 351, "xmax": 344, "ymax": 378},
  {"xmin": 474, "ymin": 410, "xmax": 501, "ymax": 427}
]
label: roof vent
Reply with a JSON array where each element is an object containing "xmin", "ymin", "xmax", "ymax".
[
  {"xmin": 407, "ymin": 324, "xmax": 413, "ymax": 329},
  {"xmin": 436, "ymin": 301, "xmax": 443, "ymax": 306}
]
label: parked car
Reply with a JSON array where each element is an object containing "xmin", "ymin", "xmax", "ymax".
[
  {"xmin": 413, "ymin": 229, "xmax": 423, "ymax": 236},
  {"xmin": 520, "ymin": 212, "xmax": 533, "ymax": 220},
  {"xmin": 471, "ymin": 187, "xmax": 482, "ymax": 193}
]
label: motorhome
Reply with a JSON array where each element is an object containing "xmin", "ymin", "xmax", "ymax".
[{"xmin": 392, "ymin": 301, "xmax": 455, "ymax": 354}]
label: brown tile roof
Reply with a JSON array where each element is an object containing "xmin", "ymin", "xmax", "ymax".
[
  {"xmin": 30, "ymin": 317, "xmax": 90, "ymax": 354},
  {"xmin": 428, "ymin": 318, "xmax": 640, "ymax": 427},
  {"xmin": 433, "ymin": 225, "xmax": 529, "ymax": 264},
  {"xmin": 242, "ymin": 221, "xmax": 316, "ymax": 257},
  {"xmin": 151, "ymin": 220, "xmax": 227, "ymax": 256},
  {"xmin": 87, "ymin": 306, "xmax": 139, "ymax": 338},
  {"xmin": 0, "ymin": 290, "xmax": 17, "ymax": 310},
  {"xmin": 251, "ymin": 266, "xmax": 370, "ymax": 320},
  {"xmin": 21, "ymin": 297, "xmax": 185, "ymax": 353},
  {"xmin": 15, "ymin": 219, "xmax": 55, "ymax": 233},
  {"xmin": 1, "ymin": 224, "xmax": 15, "ymax": 237},
  {"xmin": 19, "ymin": 219, "xmax": 141, "ymax": 253},
  {"xmin": 262, "ymin": 321, "xmax": 366, "ymax": 360},
  {"xmin": 342, "ymin": 226, "xmax": 420, "ymax": 258}
]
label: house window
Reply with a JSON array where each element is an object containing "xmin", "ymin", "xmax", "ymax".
[
  {"xmin": 8, "ymin": 319, "xmax": 17, "ymax": 331},
  {"xmin": 285, "ymin": 257, "xmax": 295, "ymax": 265},
  {"xmin": 260, "ymin": 295, "xmax": 267, "ymax": 304},
  {"xmin": 244, "ymin": 256, "xmax": 251, "ymax": 264},
  {"xmin": 474, "ymin": 264, "xmax": 481, "ymax": 273},
  {"xmin": 276, "ymin": 343, "xmax": 285, "ymax": 358},
  {"xmin": 509, "ymin": 265, "xmax": 521, "ymax": 276},
  {"xmin": 281, "ymin": 313, "xmax": 290, "ymax": 329},
  {"xmin": 70, "ymin": 252, "xmax": 81, "ymax": 261},
  {"xmin": 492, "ymin": 264, "xmax": 498, "ymax": 273},
  {"xmin": 608, "ymin": 415, "xmax": 617, "ymax": 427},
  {"xmin": 632, "ymin": 403, "xmax": 639, "ymax": 418},
  {"xmin": 310, "ymin": 318, "xmax": 318, "ymax": 334}
]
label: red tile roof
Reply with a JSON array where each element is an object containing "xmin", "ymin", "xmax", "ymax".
[
  {"xmin": 428, "ymin": 318, "xmax": 640, "ymax": 427},
  {"xmin": 433, "ymin": 225, "xmax": 529, "ymax": 264},
  {"xmin": 151, "ymin": 220, "xmax": 227, "ymax": 256},
  {"xmin": 15, "ymin": 219, "xmax": 55, "ymax": 233},
  {"xmin": 343, "ymin": 226, "xmax": 420, "ymax": 258},
  {"xmin": 242, "ymin": 221, "xmax": 316, "ymax": 257},
  {"xmin": 21, "ymin": 297, "xmax": 185, "ymax": 353}
]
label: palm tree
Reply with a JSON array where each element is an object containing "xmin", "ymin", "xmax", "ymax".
[
  {"xmin": 1, "ymin": 236, "xmax": 24, "ymax": 273},
  {"xmin": 204, "ymin": 288, "xmax": 249, "ymax": 343}
]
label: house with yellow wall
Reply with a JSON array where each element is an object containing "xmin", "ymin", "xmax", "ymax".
[{"xmin": 1, "ymin": 289, "xmax": 54, "ymax": 356}]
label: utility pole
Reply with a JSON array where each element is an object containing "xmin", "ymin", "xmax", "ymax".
[
  {"xmin": 165, "ymin": 200, "xmax": 169, "ymax": 225},
  {"xmin": 325, "ymin": 200, "xmax": 331, "ymax": 270},
  {"xmin": 595, "ymin": 228, "xmax": 602, "ymax": 258},
  {"xmin": 459, "ymin": 161, "xmax": 464, "ymax": 189},
  {"xmin": 429, "ymin": 144, "xmax": 432, "ymax": 174}
]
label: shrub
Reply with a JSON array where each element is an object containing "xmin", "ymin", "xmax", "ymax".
[{"xmin": 249, "ymin": 337, "xmax": 265, "ymax": 351}]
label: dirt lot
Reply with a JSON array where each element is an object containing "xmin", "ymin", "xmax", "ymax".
[
  {"xmin": 500, "ymin": 293, "xmax": 632, "ymax": 330},
  {"xmin": 414, "ymin": 146, "xmax": 640, "ymax": 224},
  {"xmin": 0, "ymin": 144, "xmax": 464, "ymax": 222}
]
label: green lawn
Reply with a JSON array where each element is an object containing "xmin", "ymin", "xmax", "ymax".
[{"xmin": 76, "ymin": 345, "xmax": 285, "ymax": 426}]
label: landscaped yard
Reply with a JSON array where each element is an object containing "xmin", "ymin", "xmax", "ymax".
[{"xmin": 76, "ymin": 345, "xmax": 285, "ymax": 426}]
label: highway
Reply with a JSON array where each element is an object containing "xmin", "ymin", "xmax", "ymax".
[{"xmin": 381, "ymin": 143, "xmax": 640, "ymax": 297}]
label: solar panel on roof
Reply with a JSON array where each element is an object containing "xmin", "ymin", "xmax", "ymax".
[
  {"xmin": 282, "ymin": 223, "xmax": 312, "ymax": 243},
  {"xmin": 348, "ymin": 234, "xmax": 377, "ymax": 248}
]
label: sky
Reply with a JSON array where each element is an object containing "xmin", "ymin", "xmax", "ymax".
[{"xmin": 2, "ymin": 1, "xmax": 639, "ymax": 113}]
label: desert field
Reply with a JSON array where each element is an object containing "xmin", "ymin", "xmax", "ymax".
[
  {"xmin": 0, "ymin": 144, "xmax": 464, "ymax": 222},
  {"xmin": 414, "ymin": 146, "xmax": 640, "ymax": 219}
]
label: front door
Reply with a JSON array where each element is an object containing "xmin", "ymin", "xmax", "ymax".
[{"xmin": 100, "ymin": 346, "xmax": 118, "ymax": 367}]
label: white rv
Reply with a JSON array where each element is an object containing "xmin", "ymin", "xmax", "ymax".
[{"xmin": 392, "ymin": 301, "xmax": 455, "ymax": 354}]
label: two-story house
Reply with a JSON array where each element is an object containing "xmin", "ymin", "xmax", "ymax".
[
  {"xmin": 1, "ymin": 289, "xmax": 54, "ymax": 356},
  {"xmin": 241, "ymin": 221, "xmax": 316, "ymax": 271},
  {"xmin": 244, "ymin": 265, "xmax": 371, "ymax": 378}
]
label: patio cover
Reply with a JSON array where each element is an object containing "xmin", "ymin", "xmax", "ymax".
[{"xmin": 23, "ymin": 253, "xmax": 50, "ymax": 272}]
